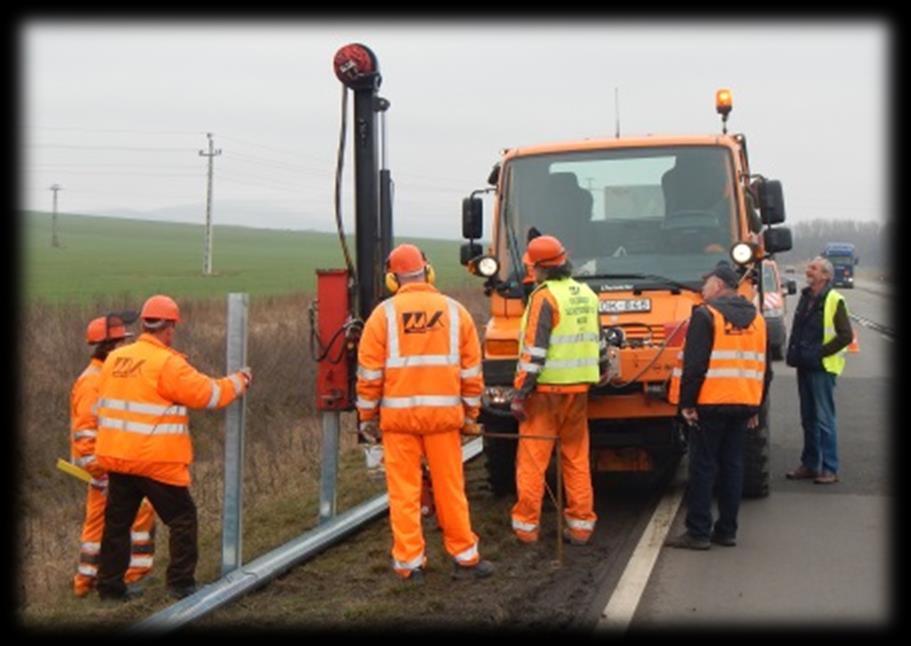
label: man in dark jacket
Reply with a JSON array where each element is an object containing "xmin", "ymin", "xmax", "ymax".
[
  {"xmin": 666, "ymin": 262, "xmax": 771, "ymax": 550},
  {"xmin": 785, "ymin": 257, "xmax": 853, "ymax": 484}
]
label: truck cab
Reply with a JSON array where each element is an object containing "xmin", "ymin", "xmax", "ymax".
[
  {"xmin": 822, "ymin": 242, "xmax": 858, "ymax": 288},
  {"xmin": 460, "ymin": 91, "xmax": 793, "ymax": 498}
]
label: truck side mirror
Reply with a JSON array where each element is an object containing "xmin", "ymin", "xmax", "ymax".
[
  {"xmin": 462, "ymin": 197, "xmax": 483, "ymax": 240},
  {"xmin": 460, "ymin": 241, "xmax": 483, "ymax": 266},
  {"xmin": 757, "ymin": 179, "xmax": 786, "ymax": 225},
  {"xmin": 764, "ymin": 226, "xmax": 793, "ymax": 254},
  {"xmin": 786, "ymin": 279, "xmax": 797, "ymax": 295},
  {"xmin": 487, "ymin": 163, "xmax": 501, "ymax": 186}
]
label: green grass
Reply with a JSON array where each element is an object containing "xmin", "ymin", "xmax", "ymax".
[{"xmin": 22, "ymin": 211, "xmax": 478, "ymax": 303}]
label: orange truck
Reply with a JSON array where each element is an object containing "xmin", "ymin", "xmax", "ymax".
[{"xmin": 460, "ymin": 89, "xmax": 792, "ymax": 498}]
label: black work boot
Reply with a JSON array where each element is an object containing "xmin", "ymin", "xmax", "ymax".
[
  {"xmin": 664, "ymin": 531, "xmax": 711, "ymax": 550},
  {"xmin": 452, "ymin": 559, "xmax": 495, "ymax": 580}
]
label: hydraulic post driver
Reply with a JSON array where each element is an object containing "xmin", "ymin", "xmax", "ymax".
[{"xmin": 314, "ymin": 44, "xmax": 409, "ymax": 520}]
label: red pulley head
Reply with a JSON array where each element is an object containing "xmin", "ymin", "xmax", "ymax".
[{"xmin": 333, "ymin": 43, "xmax": 380, "ymax": 88}]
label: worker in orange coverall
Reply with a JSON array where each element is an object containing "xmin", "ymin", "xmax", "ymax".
[
  {"xmin": 510, "ymin": 235, "xmax": 611, "ymax": 546},
  {"xmin": 70, "ymin": 311, "xmax": 157, "ymax": 597},
  {"xmin": 94, "ymin": 295, "xmax": 252, "ymax": 601},
  {"xmin": 356, "ymin": 244, "xmax": 494, "ymax": 583}
]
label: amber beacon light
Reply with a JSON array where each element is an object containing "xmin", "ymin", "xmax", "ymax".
[{"xmin": 715, "ymin": 88, "xmax": 733, "ymax": 133}]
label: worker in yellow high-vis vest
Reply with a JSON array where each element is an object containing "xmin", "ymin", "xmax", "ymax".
[
  {"xmin": 511, "ymin": 235, "xmax": 610, "ymax": 547},
  {"xmin": 667, "ymin": 262, "xmax": 771, "ymax": 550},
  {"xmin": 785, "ymin": 256, "xmax": 854, "ymax": 485}
]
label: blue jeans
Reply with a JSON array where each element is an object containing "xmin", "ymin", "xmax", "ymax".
[
  {"xmin": 685, "ymin": 413, "xmax": 748, "ymax": 540},
  {"xmin": 797, "ymin": 369, "xmax": 838, "ymax": 474}
]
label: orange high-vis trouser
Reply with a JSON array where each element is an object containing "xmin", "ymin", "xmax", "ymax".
[
  {"xmin": 383, "ymin": 430, "xmax": 480, "ymax": 578},
  {"xmin": 73, "ymin": 486, "xmax": 156, "ymax": 597},
  {"xmin": 511, "ymin": 391, "xmax": 597, "ymax": 544}
]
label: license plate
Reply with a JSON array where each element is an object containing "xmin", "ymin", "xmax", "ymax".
[{"xmin": 599, "ymin": 298, "xmax": 651, "ymax": 314}]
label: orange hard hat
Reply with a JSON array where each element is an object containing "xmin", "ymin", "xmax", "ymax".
[
  {"xmin": 140, "ymin": 294, "xmax": 181, "ymax": 322},
  {"xmin": 523, "ymin": 235, "xmax": 567, "ymax": 268},
  {"xmin": 85, "ymin": 315, "xmax": 133, "ymax": 345},
  {"xmin": 386, "ymin": 244, "xmax": 427, "ymax": 275}
]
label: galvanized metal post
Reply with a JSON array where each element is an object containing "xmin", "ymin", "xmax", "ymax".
[
  {"xmin": 318, "ymin": 411, "xmax": 341, "ymax": 524},
  {"xmin": 221, "ymin": 293, "xmax": 248, "ymax": 576}
]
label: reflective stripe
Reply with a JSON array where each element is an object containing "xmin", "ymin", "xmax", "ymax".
[
  {"xmin": 229, "ymin": 374, "xmax": 244, "ymax": 395},
  {"xmin": 90, "ymin": 477, "xmax": 107, "ymax": 488},
  {"xmin": 73, "ymin": 430, "xmax": 97, "ymax": 440},
  {"xmin": 206, "ymin": 381, "xmax": 221, "ymax": 409},
  {"xmin": 97, "ymin": 398, "xmax": 188, "ymax": 417},
  {"xmin": 512, "ymin": 518, "xmax": 538, "ymax": 532},
  {"xmin": 386, "ymin": 354, "xmax": 459, "ymax": 368},
  {"xmin": 551, "ymin": 332, "xmax": 600, "ymax": 345},
  {"xmin": 129, "ymin": 556, "xmax": 154, "ymax": 568},
  {"xmin": 131, "ymin": 531, "xmax": 151, "ymax": 542},
  {"xmin": 382, "ymin": 395, "xmax": 462, "ymax": 408},
  {"xmin": 81, "ymin": 541, "xmax": 101, "ymax": 553},
  {"xmin": 671, "ymin": 368, "xmax": 682, "ymax": 377},
  {"xmin": 518, "ymin": 361, "xmax": 542, "ymax": 373},
  {"xmin": 97, "ymin": 417, "xmax": 188, "ymax": 435},
  {"xmin": 704, "ymin": 368, "xmax": 765, "ymax": 380},
  {"xmin": 357, "ymin": 366, "xmax": 384, "ymax": 380},
  {"xmin": 460, "ymin": 364, "xmax": 482, "ymax": 379},
  {"xmin": 710, "ymin": 350, "xmax": 765, "ymax": 362},
  {"xmin": 78, "ymin": 564, "xmax": 97, "ymax": 576},
  {"xmin": 543, "ymin": 357, "xmax": 599, "ymax": 369},
  {"xmin": 75, "ymin": 455, "xmax": 96, "ymax": 467},
  {"xmin": 384, "ymin": 300, "xmax": 400, "ymax": 358},
  {"xmin": 565, "ymin": 517, "xmax": 596, "ymax": 530},
  {"xmin": 356, "ymin": 398, "xmax": 379, "ymax": 410},
  {"xmin": 462, "ymin": 396, "xmax": 481, "ymax": 407},
  {"xmin": 527, "ymin": 346, "xmax": 548, "ymax": 358},
  {"xmin": 445, "ymin": 297, "xmax": 461, "ymax": 357},
  {"xmin": 453, "ymin": 542, "xmax": 479, "ymax": 564},
  {"xmin": 393, "ymin": 554, "xmax": 425, "ymax": 571}
]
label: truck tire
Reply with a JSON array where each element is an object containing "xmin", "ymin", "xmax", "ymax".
[
  {"xmin": 742, "ymin": 397, "xmax": 770, "ymax": 498},
  {"xmin": 483, "ymin": 419, "xmax": 518, "ymax": 497}
]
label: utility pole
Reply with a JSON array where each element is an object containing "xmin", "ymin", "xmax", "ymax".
[
  {"xmin": 614, "ymin": 87, "xmax": 620, "ymax": 138},
  {"xmin": 199, "ymin": 132, "xmax": 222, "ymax": 275},
  {"xmin": 49, "ymin": 184, "xmax": 62, "ymax": 247}
]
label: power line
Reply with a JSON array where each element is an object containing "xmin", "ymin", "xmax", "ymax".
[{"xmin": 29, "ymin": 143, "xmax": 193, "ymax": 152}]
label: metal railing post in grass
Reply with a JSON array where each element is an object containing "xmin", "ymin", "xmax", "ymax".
[
  {"xmin": 318, "ymin": 411, "xmax": 341, "ymax": 524},
  {"xmin": 222, "ymin": 293, "xmax": 249, "ymax": 576}
]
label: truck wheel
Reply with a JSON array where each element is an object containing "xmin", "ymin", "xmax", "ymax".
[
  {"xmin": 483, "ymin": 420, "xmax": 518, "ymax": 497},
  {"xmin": 742, "ymin": 397, "xmax": 770, "ymax": 498}
]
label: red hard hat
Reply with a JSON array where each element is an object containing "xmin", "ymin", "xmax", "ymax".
[
  {"xmin": 140, "ymin": 294, "xmax": 181, "ymax": 322},
  {"xmin": 386, "ymin": 244, "xmax": 427, "ymax": 275},
  {"xmin": 523, "ymin": 235, "xmax": 567, "ymax": 268},
  {"xmin": 85, "ymin": 316, "xmax": 133, "ymax": 345}
]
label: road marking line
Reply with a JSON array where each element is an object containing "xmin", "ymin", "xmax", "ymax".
[{"xmin": 596, "ymin": 480, "xmax": 685, "ymax": 632}]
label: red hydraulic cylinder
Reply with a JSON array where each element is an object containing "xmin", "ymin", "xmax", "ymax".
[{"xmin": 316, "ymin": 269, "xmax": 355, "ymax": 411}]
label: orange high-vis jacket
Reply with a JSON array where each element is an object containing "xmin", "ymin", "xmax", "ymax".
[
  {"xmin": 95, "ymin": 333, "xmax": 246, "ymax": 486},
  {"xmin": 668, "ymin": 305, "xmax": 767, "ymax": 407},
  {"xmin": 70, "ymin": 359, "xmax": 106, "ymax": 479},
  {"xmin": 356, "ymin": 283, "xmax": 483, "ymax": 434}
]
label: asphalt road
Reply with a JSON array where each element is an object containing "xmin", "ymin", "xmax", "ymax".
[{"xmin": 626, "ymin": 279, "xmax": 895, "ymax": 632}]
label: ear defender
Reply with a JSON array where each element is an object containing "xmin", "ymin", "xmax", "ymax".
[
  {"xmin": 425, "ymin": 264, "xmax": 436, "ymax": 285},
  {"xmin": 385, "ymin": 271, "xmax": 400, "ymax": 294}
]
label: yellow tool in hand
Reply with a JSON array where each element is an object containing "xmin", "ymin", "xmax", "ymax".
[{"xmin": 56, "ymin": 457, "xmax": 93, "ymax": 484}]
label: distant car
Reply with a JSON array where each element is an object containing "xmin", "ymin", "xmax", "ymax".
[
  {"xmin": 760, "ymin": 259, "xmax": 797, "ymax": 361},
  {"xmin": 784, "ymin": 264, "xmax": 796, "ymax": 275}
]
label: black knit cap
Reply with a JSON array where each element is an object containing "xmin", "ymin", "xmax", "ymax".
[{"xmin": 702, "ymin": 262, "xmax": 739, "ymax": 289}]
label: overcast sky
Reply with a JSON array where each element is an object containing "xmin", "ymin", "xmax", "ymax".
[{"xmin": 20, "ymin": 19, "xmax": 888, "ymax": 239}]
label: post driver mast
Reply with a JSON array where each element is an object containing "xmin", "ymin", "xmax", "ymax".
[{"xmin": 313, "ymin": 43, "xmax": 394, "ymax": 523}]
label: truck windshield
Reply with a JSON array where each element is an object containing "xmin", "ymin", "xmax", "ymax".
[{"xmin": 501, "ymin": 145, "xmax": 737, "ymax": 284}]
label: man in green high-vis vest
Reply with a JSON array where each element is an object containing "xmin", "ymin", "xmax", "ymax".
[{"xmin": 785, "ymin": 257, "xmax": 854, "ymax": 485}]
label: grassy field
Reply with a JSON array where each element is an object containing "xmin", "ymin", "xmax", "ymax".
[{"xmin": 22, "ymin": 211, "xmax": 479, "ymax": 304}]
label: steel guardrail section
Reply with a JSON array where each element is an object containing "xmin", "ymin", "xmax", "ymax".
[{"xmin": 131, "ymin": 436, "xmax": 483, "ymax": 632}]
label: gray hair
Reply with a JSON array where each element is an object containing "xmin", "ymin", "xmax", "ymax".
[{"xmin": 811, "ymin": 256, "xmax": 834, "ymax": 281}]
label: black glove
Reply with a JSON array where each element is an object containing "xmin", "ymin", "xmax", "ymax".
[{"xmin": 510, "ymin": 398, "xmax": 527, "ymax": 422}]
